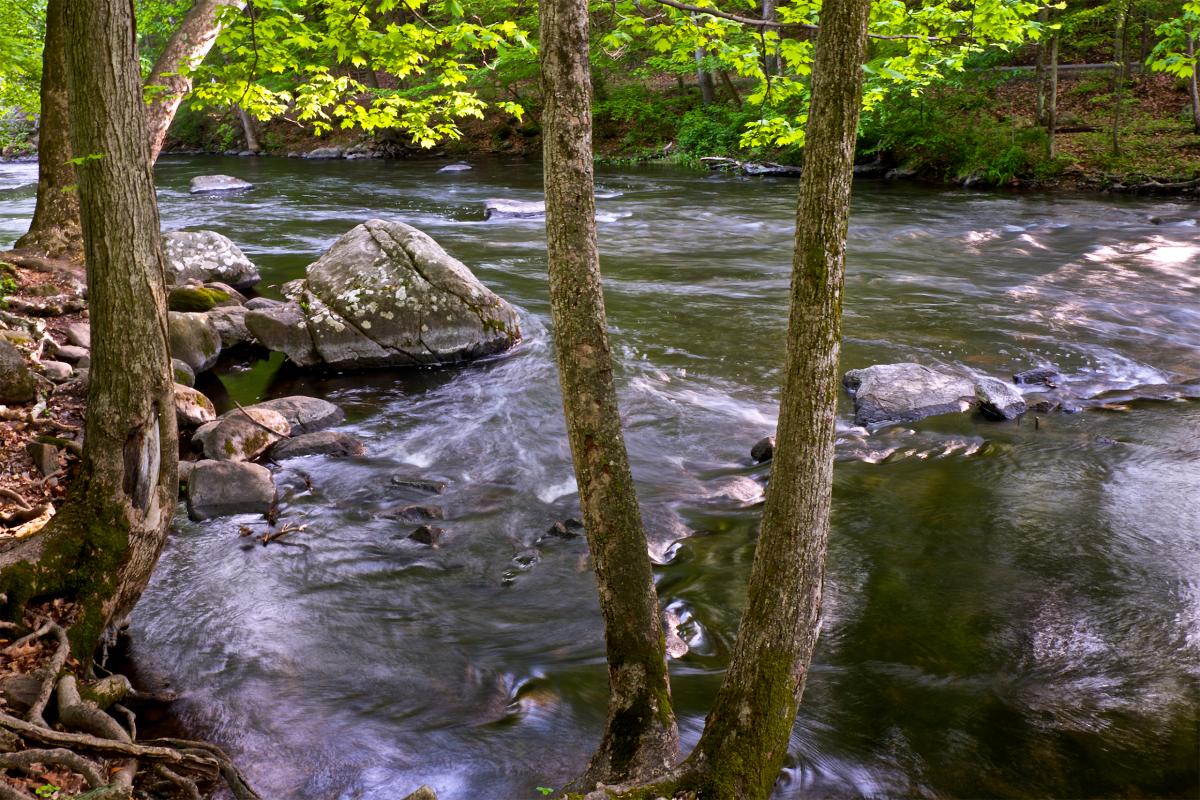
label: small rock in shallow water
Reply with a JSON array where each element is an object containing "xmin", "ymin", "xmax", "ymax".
[
  {"xmin": 401, "ymin": 787, "xmax": 437, "ymax": 800},
  {"xmin": 547, "ymin": 518, "xmax": 584, "ymax": 538},
  {"xmin": 188, "ymin": 174, "xmax": 253, "ymax": 194},
  {"xmin": 1013, "ymin": 367, "xmax": 1060, "ymax": 386},
  {"xmin": 390, "ymin": 473, "xmax": 447, "ymax": 494},
  {"xmin": 187, "ymin": 460, "xmax": 276, "ymax": 520},
  {"xmin": 843, "ymin": 363, "xmax": 975, "ymax": 426},
  {"xmin": 381, "ymin": 504, "xmax": 444, "ymax": 522},
  {"xmin": 408, "ymin": 525, "xmax": 444, "ymax": 546},
  {"xmin": 248, "ymin": 396, "xmax": 344, "ymax": 434},
  {"xmin": 268, "ymin": 431, "xmax": 363, "ymax": 460},
  {"xmin": 304, "ymin": 146, "xmax": 344, "ymax": 159},
  {"xmin": 974, "ymin": 377, "xmax": 1027, "ymax": 420},
  {"xmin": 162, "ymin": 230, "xmax": 261, "ymax": 289},
  {"xmin": 438, "ymin": 163, "xmax": 472, "ymax": 172},
  {"xmin": 483, "ymin": 198, "xmax": 545, "ymax": 219},
  {"xmin": 751, "ymin": 435, "xmax": 775, "ymax": 463}
]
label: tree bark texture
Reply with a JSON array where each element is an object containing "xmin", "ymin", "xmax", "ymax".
[
  {"xmin": 1047, "ymin": 34, "xmax": 1059, "ymax": 159},
  {"xmin": 1188, "ymin": 32, "xmax": 1200, "ymax": 134},
  {"xmin": 1111, "ymin": 0, "xmax": 1128, "ymax": 156},
  {"xmin": 145, "ymin": 0, "xmax": 245, "ymax": 162},
  {"xmin": 695, "ymin": 46, "xmax": 716, "ymax": 105},
  {"xmin": 14, "ymin": 0, "xmax": 82, "ymax": 260},
  {"xmin": 539, "ymin": 0, "xmax": 680, "ymax": 785},
  {"xmin": 679, "ymin": 0, "xmax": 870, "ymax": 795},
  {"xmin": 0, "ymin": 0, "xmax": 179, "ymax": 660},
  {"xmin": 236, "ymin": 105, "xmax": 261, "ymax": 152}
]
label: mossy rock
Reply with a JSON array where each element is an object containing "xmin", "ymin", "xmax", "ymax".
[{"xmin": 168, "ymin": 286, "xmax": 230, "ymax": 313}]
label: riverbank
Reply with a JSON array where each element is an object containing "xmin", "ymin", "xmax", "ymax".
[{"xmin": 135, "ymin": 66, "xmax": 1200, "ymax": 197}]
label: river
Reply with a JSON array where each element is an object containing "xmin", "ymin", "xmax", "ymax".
[{"xmin": 2, "ymin": 156, "xmax": 1198, "ymax": 799}]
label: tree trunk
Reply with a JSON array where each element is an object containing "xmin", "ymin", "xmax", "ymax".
[
  {"xmin": 695, "ymin": 46, "xmax": 716, "ymax": 106},
  {"xmin": 14, "ymin": 0, "xmax": 81, "ymax": 260},
  {"xmin": 717, "ymin": 70, "xmax": 743, "ymax": 107},
  {"xmin": 539, "ymin": 0, "xmax": 680, "ymax": 785},
  {"xmin": 1034, "ymin": 7, "xmax": 1048, "ymax": 126},
  {"xmin": 762, "ymin": 0, "xmax": 781, "ymax": 75},
  {"xmin": 0, "ymin": 0, "xmax": 179, "ymax": 661},
  {"xmin": 1189, "ymin": 32, "xmax": 1200, "ymax": 134},
  {"xmin": 1111, "ymin": 0, "xmax": 1128, "ymax": 156},
  {"xmin": 237, "ymin": 105, "xmax": 261, "ymax": 153},
  {"xmin": 145, "ymin": 0, "xmax": 246, "ymax": 162},
  {"xmin": 1047, "ymin": 33, "xmax": 1059, "ymax": 159},
  {"xmin": 680, "ymin": 0, "xmax": 871, "ymax": 795}
]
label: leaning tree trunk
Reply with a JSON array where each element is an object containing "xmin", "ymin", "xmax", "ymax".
[
  {"xmin": 1047, "ymin": 32, "xmax": 1059, "ymax": 159},
  {"xmin": 539, "ymin": 0, "xmax": 680, "ymax": 785},
  {"xmin": 0, "ymin": 0, "xmax": 179, "ymax": 661},
  {"xmin": 145, "ymin": 0, "xmax": 246, "ymax": 162},
  {"xmin": 678, "ymin": 0, "xmax": 871, "ymax": 795},
  {"xmin": 1111, "ymin": 0, "xmax": 1128, "ymax": 156},
  {"xmin": 236, "ymin": 105, "xmax": 261, "ymax": 153},
  {"xmin": 14, "ymin": 0, "xmax": 81, "ymax": 260}
]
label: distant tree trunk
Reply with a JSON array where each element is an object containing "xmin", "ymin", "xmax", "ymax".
[
  {"xmin": 1034, "ymin": 7, "xmax": 1049, "ymax": 126},
  {"xmin": 679, "ymin": 0, "xmax": 871, "ymax": 795},
  {"xmin": 145, "ymin": 0, "xmax": 246, "ymax": 162},
  {"xmin": 1111, "ymin": 0, "xmax": 1128, "ymax": 156},
  {"xmin": 1189, "ymin": 32, "xmax": 1200, "ymax": 134},
  {"xmin": 539, "ymin": 0, "xmax": 680, "ymax": 786},
  {"xmin": 237, "ymin": 105, "xmax": 261, "ymax": 153},
  {"xmin": 718, "ymin": 69, "xmax": 743, "ymax": 107},
  {"xmin": 0, "ymin": 0, "xmax": 179, "ymax": 661},
  {"xmin": 1047, "ymin": 33, "xmax": 1059, "ymax": 159},
  {"xmin": 762, "ymin": 0, "xmax": 781, "ymax": 75},
  {"xmin": 14, "ymin": 0, "xmax": 81, "ymax": 260},
  {"xmin": 695, "ymin": 46, "xmax": 716, "ymax": 105}
]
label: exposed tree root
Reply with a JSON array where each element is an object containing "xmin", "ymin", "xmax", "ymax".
[{"xmin": 0, "ymin": 618, "xmax": 261, "ymax": 799}]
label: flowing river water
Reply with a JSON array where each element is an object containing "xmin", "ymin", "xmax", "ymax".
[{"xmin": 2, "ymin": 156, "xmax": 1199, "ymax": 799}]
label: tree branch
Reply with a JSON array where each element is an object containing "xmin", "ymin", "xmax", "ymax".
[{"xmin": 647, "ymin": 0, "xmax": 947, "ymax": 41}]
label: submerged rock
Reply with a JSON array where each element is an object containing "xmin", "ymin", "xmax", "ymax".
[
  {"xmin": 407, "ymin": 525, "xmax": 444, "ymax": 546},
  {"xmin": 843, "ymin": 363, "xmax": 975, "ymax": 426},
  {"xmin": 162, "ymin": 230, "xmax": 261, "ymax": 289},
  {"xmin": 193, "ymin": 408, "xmax": 290, "ymax": 462},
  {"xmin": 245, "ymin": 219, "xmax": 520, "ymax": 369},
  {"xmin": 483, "ymin": 199, "xmax": 545, "ymax": 219},
  {"xmin": 975, "ymin": 377, "xmax": 1027, "ymax": 420},
  {"xmin": 189, "ymin": 175, "xmax": 253, "ymax": 194},
  {"xmin": 1013, "ymin": 366, "xmax": 1061, "ymax": 386},
  {"xmin": 0, "ymin": 340, "xmax": 36, "ymax": 404},
  {"xmin": 168, "ymin": 311, "xmax": 222, "ymax": 373},
  {"xmin": 187, "ymin": 460, "xmax": 276, "ymax": 520},
  {"xmin": 268, "ymin": 431, "xmax": 363, "ymax": 460}
]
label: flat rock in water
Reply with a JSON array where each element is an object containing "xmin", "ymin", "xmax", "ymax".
[
  {"xmin": 245, "ymin": 219, "xmax": 521, "ymax": 369},
  {"xmin": 843, "ymin": 363, "xmax": 976, "ymax": 426},
  {"xmin": 975, "ymin": 376, "xmax": 1027, "ymax": 420},
  {"xmin": 162, "ymin": 230, "xmax": 261, "ymax": 289},
  {"xmin": 304, "ymin": 147, "xmax": 344, "ymax": 159},
  {"xmin": 0, "ymin": 340, "xmax": 36, "ymax": 404},
  {"xmin": 248, "ymin": 396, "xmax": 344, "ymax": 434},
  {"xmin": 483, "ymin": 198, "xmax": 545, "ymax": 219},
  {"xmin": 438, "ymin": 163, "xmax": 472, "ymax": 172},
  {"xmin": 187, "ymin": 460, "xmax": 276, "ymax": 521},
  {"xmin": 168, "ymin": 311, "xmax": 222, "ymax": 373},
  {"xmin": 268, "ymin": 431, "xmax": 363, "ymax": 460},
  {"xmin": 193, "ymin": 408, "xmax": 290, "ymax": 462},
  {"xmin": 189, "ymin": 175, "xmax": 253, "ymax": 194},
  {"xmin": 174, "ymin": 383, "xmax": 217, "ymax": 428}
]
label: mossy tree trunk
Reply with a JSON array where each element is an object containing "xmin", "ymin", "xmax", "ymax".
[
  {"xmin": 14, "ymin": 0, "xmax": 82, "ymax": 260},
  {"xmin": 678, "ymin": 0, "xmax": 871, "ymax": 795},
  {"xmin": 539, "ymin": 0, "xmax": 680, "ymax": 785},
  {"xmin": 145, "ymin": 0, "xmax": 247, "ymax": 162},
  {"xmin": 0, "ymin": 0, "xmax": 179, "ymax": 662}
]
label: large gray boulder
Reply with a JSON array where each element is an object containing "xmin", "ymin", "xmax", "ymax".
[
  {"xmin": 843, "ymin": 363, "xmax": 976, "ymax": 425},
  {"xmin": 189, "ymin": 175, "xmax": 253, "ymax": 194},
  {"xmin": 193, "ymin": 407, "xmax": 290, "ymax": 461},
  {"xmin": 0, "ymin": 340, "xmax": 36, "ymax": 404},
  {"xmin": 187, "ymin": 460, "xmax": 276, "ymax": 520},
  {"xmin": 168, "ymin": 312, "xmax": 222, "ymax": 373},
  {"xmin": 245, "ymin": 219, "xmax": 520, "ymax": 369},
  {"xmin": 162, "ymin": 230, "xmax": 261, "ymax": 289}
]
